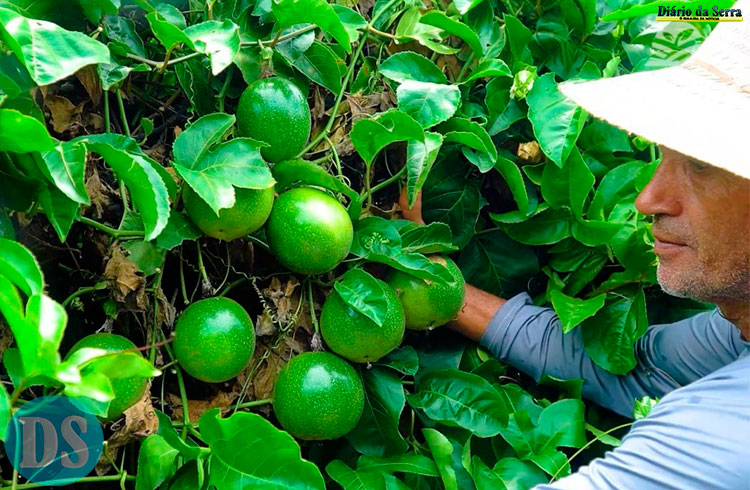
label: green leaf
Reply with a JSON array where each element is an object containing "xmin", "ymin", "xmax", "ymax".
[
  {"xmin": 173, "ymin": 112, "xmax": 233, "ymax": 166},
  {"xmin": 326, "ymin": 461, "xmax": 386, "ymax": 490},
  {"xmin": 379, "ymin": 51, "xmax": 447, "ymax": 84},
  {"xmin": 271, "ymin": 158, "xmax": 362, "ymax": 220},
  {"xmin": 399, "ymin": 222, "xmax": 458, "ymax": 254},
  {"xmin": 462, "ymin": 59, "xmax": 512, "ymax": 83},
  {"xmin": 23, "ymin": 293, "xmax": 67, "ymax": 378},
  {"xmin": 37, "ymin": 184, "xmax": 79, "ymax": 242},
  {"xmin": 503, "ymin": 14, "xmax": 533, "ymax": 64},
  {"xmin": 549, "ymin": 290, "xmax": 606, "ymax": 333},
  {"xmin": 0, "ymin": 385, "xmax": 9, "ymax": 441},
  {"xmin": 0, "ymin": 237, "xmax": 43, "ymax": 295},
  {"xmin": 499, "ymin": 206, "xmax": 571, "ymax": 246},
  {"xmin": 272, "ymin": 0, "xmax": 351, "ymax": 52},
  {"xmin": 408, "ymin": 369, "xmax": 510, "ymax": 437},
  {"xmin": 493, "ymin": 458, "xmax": 547, "ymax": 489},
  {"xmin": 78, "ymin": 0, "xmax": 120, "ymax": 24},
  {"xmin": 0, "ymin": 208, "xmax": 13, "ymax": 239},
  {"xmin": 175, "ymin": 56, "xmax": 216, "ymax": 116},
  {"xmin": 39, "ymin": 141, "xmax": 88, "ymax": 204},
  {"xmin": 376, "ymin": 346, "xmax": 419, "ymax": 376},
  {"xmin": 405, "ymin": 132, "xmax": 443, "ymax": 207},
  {"xmin": 395, "ymin": 8, "xmax": 460, "ymax": 55},
  {"xmin": 396, "ymin": 81, "xmax": 461, "ymax": 129},
  {"xmin": 437, "ymin": 117, "xmax": 498, "ymax": 164},
  {"xmin": 452, "ymin": 0, "xmax": 484, "ymax": 14},
  {"xmin": 458, "ymin": 229, "xmax": 539, "ymax": 298},
  {"xmin": 103, "ymin": 14, "xmax": 145, "ymax": 56},
  {"xmin": 146, "ymin": 11, "xmax": 193, "ymax": 51},
  {"xmin": 0, "ymin": 109, "xmax": 56, "ymax": 153},
  {"xmin": 472, "ymin": 457, "xmax": 507, "ymax": 490},
  {"xmin": 419, "ymin": 11, "xmax": 482, "ymax": 56},
  {"xmin": 634, "ymin": 396, "xmax": 658, "ymax": 420},
  {"xmin": 526, "ymin": 73, "xmax": 587, "ymax": 167},
  {"xmin": 357, "ymin": 454, "xmax": 439, "ymax": 477},
  {"xmin": 0, "ymin": 7, "xmax": 110, "ymax": 85},
  {"xmin": 334, "ymin": 268, "xmax": 389, "ymax": 327},
  {"xmin": 347, "ymin": 366, "xmax": 409, "ymax": 457},
  {"xmin": 581, "ymin": 287, "xmax": 648, "ymax": 375},
  {"xmin": 351, "ymin": 110, "xmax": 425, "ymax": 165},
  {"xmin": 422, "ymin": 157, "xmax": 486, "ymax": 249},
  {"xmin": 135, "ymin": 434, "xmax": 179, "ymax": 490},
  {"xmin": 422, "ymin": 429, "xmax": 458, "ymax": 490},
  {"xmin": 174, "ymin": 138, "xmax": 274, "ymax": 215},
  {"xmin": 333, "ymin": 5, "xmax": 366, "ymax": 41},
  {"xmin": 79, "ymin": 137, "xmax": 171, "ymax": 240},
  {"xmin": 155, "ymin": 410, "xmax": 202, "ymax": 460},
  {"xmin": 200, "ymin": 409, "xmax": 325, "ymax": 489},
  {"xmin": 279, "ymin": 40, "xmax": 343, "ymax": 93},
  {"xmin": 184, "ymin": 20, "xmax": 240, "ymax": 75},
  {"xmin": 494, "ymin": 154, "xmax": 529, "ymax": 214},
  {"xmin": 541, "ymin": 147, "xmax": 594, "ymax": 219},
  {"xmin": 154, "ymin": 210, "xmax": 201, "ymax": 250},
  {"xmin": 466, "ymin": 3, "xmax": 504, "ymax": 59}
]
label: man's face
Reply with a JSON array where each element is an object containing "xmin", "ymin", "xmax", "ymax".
[{"xmin": 635, "ymin": 147, "xmax": 750, "ymax": 302}]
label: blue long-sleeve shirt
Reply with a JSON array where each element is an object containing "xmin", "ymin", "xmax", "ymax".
[{"xmin": 480, "ymin": 292, "xmax": 750, "ymax": 489}]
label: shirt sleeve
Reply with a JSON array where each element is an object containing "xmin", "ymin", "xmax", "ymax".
[
  {"xmin": 532, "ymin": 355, "xmax": 750, "ymax": 490},
  {"xmin": 479, "ymin": 292, "xmax": 749, "ymax": 417}
]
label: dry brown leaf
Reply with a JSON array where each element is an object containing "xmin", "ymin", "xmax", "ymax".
[
  {"xmin": 347, "ymin": 93, "xmax": 380, "ymax": 123},
  {"xmin": 44, "ymin": 95, "xmax": 85, "ymax": 134},
  {"xmin": 437, "ymin": 55, "xmax": 461, "ymax": 81},
  {"xmin": 156, "ymin": 287, "xmax": 176, "ymax": 329},
  {"xmin": 96, "ymin": 388, "xmax": 157, "ymax": 475},
  {"xmin": 85, "ymin": 161, "xmax": 111, "ymax": 219},
  {"xmin": 517, "ymin": 141, "xmax": 544, "ymax": 163},
  {"xmin": 84, "ymin": 112, "xmax": 105, "ymax": 132},
  {"xmin": 168, "ymin": 391, "xmax": 236, "ymax": 422},
  {"xmin": 251, "ymin": 350, "xmax": 287, "ymax": 400},
  {"xmin": 144, "ymin": 143, "xmax": 167, "ymax": 163},
  {"xmin": 256, "ymin": 309, "xmax": 277, "ymax": 336},
  {"xmin": 76, "ymin": 66, "xmax": 101, "ymax": 106},
  {"xmin": 311, "ymin": 85, "xmax": 327, "ymax": 121},
  {"xmin": 330, "ymin": 125, "xmax": 355, "ymax": 157},
  {"xmin": 103, "ymin": 246, "xmax": 147, "ymax": 309}
]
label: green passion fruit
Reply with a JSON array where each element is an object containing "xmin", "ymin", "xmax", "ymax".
[
  {"xmin": 385, "ymin": 256, "xmax": 466, "ymax": 330},
  {"xmin": 183, "ymin": 185, "xmax": 274, "ymax": 241},
  {"xmin": 236, "ymin": 77, "xmax": 311, "ymax": 163},
  {"xmin": 265, "ymin": 187, "xmax": 353, "ymax": 275},
  {"xmin": 173, "ymin": 297, "xmax": 255, "ymax": 383},
  {"xmin": 320, "ymin": 282, "xmax": 405, "ymax": 363},
  {"xmin": 272, "ymin": 351, "xmax": 364, "ymax": 440},
  {"xmin": 66, "ymin": 333, "xmax": 149, "ymax": 420}
]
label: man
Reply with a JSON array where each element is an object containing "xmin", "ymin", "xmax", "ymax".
[{"xmin": 400, "ymin": 8, "xmax": 749, "ymax": 489}]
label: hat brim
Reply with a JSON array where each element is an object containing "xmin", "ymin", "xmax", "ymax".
[{"xmin": 559, "ymin": 63, "xmax": 750, "ymax": 179}]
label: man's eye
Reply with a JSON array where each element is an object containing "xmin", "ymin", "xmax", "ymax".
[{"xmin": 688, "ymin": 159, "xmax": 709, "ymax": 173}]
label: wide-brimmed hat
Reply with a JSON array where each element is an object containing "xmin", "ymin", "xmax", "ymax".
[{"xmin": 559, "ymin": 0, "xmax": 749, "ymax": 179}]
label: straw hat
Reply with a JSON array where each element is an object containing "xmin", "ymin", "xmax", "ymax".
[{"xmin": 559, "ymin": 0, "xmax": 750, "ymax": 179}]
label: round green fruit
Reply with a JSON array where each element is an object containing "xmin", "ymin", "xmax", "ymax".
[
  {"xmin": 320, "ymin": 282, "xmax": 405, "ymax": 363},
  {"xmin": 273, "ymin": 351, "xmax": 364, "ymax": 440},
  {"xmin": 173, "ymin": 297, "xmax": 255, "ymax": 383},
  {"xmin": 385, "ymin": 256, "xmax": 466, "ymax": 330},
  {"xmin": 266, "ymin": 187, "xmax": 353, "ymax": 275},
  {"xmin": 183, "ymin": 185, "xmax": 274, "ymax": 241},
  {"xmin": 237, "ymin": 77, "xmax": 311, "ymax": 163},
  {"xmin": 66, "ymin": 333, "xmax": 149, "ymax": 420}
]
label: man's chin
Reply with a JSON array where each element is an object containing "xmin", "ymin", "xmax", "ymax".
[{"xmin": 656, "ymin": 265, "xmax": 697, "ymax": 299}]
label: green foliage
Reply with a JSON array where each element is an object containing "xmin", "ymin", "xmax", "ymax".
[{"xmin": 0, "ymin": 0, "xmax": 707, "ymax": 486}]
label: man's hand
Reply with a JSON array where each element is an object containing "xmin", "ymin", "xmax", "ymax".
[{"xmin": 398, "ymin": 187, "xmax": 425, "ymax": 225}]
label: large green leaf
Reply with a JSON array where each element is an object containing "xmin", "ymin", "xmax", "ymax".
[
  {"xmin": 498, "ymin": 206, "xmax": 571, "ymax": 246},
  {"xmin": 39, "ymin": 141, "xmax": 88, "ymax": 205},
  {"xmin": 419, "ymin": 11, "xmax": 482, "ymax": 56},
  {"xmin": 0, "ymin": 237, "xmax": 43, "ymax": 295},
  {"xmin": 549, "ymin": 289, "xmax": 606, "ymax": 333},
  {"xmin": 526, "ymin": 73, "xmax": 587, "ymax": 167},
  {"xmin": 146, "ymin": 10, "xmax": 193, "ymax": 51},
  {"xmin": 78, "ymin": 0, "xmax": 120, "ymax": 24},
  {"xmin": 326, "ymin": 461, "xmax": 386, "ymax": 490},
  {"xmin": 422, "ymin": 429, "xmax": 458, "ymax": 490},
  {"xmin": 581, "ymin": 287, "xmax": 648, "ymax": 374},
  {"xmin": 437, "ymin": 118, "xmax": 498, "ymax": 165},
  {"xmin": 347, "ymin": 366, "xmax": 408, "ymax": 458},
  {"xmin": 200, "ymin": 409, "xmax": 326, "ymax": 489},
  {"xmin": 494, "ymin": 154, "xmax": 529, "ymax": 214},
  {"xmin": 184, "ymin": 20, "xmax": 240, "ymax": 75},
  {"xmin": 397, "ymin": 81, "xmax": 461, "ymax": 129},
  {"xmin": 350, "ymin": 110, "xmax": 425, "ymax": 165},
  {"xmin": 135, "ymin": 434, "xmax": 179, "ymax": 490},
  {"xmin": 172, "ymin": 112, "xmax": 234, "ymax": 166},
  {"xmin": 379, "ymin": 51, "xmax": 447, "ymax": 84},
  {"xmin": 334, "ymin": 268, "xmax": 389, "ymax": 327},
  {"xmin": 357, "ymin": 454, "xmax": 439, "ymax": 477},
  {"xmin": 272, "ymin": 0, "xmax": 351, "ymax": 52},
  {"xmin": 37, "ymin": 184, "xmax": 79, "ymax": 241},
  {"xmin": 395, "ymin": 8, "xmax": 460, "ymax": 55},
  {"xmin": 408, "ymin": 369, "xmax": 510, "ymax": 437},
  {"xmin": 0, "ymin": 7, "xmax": 110, "ymax": 85},
  {"xmin": 79, "ymin": 137, "xmax": 171, "ymax": 240},
  {"xmin": 21, "ymin": 293, "xmax": 67, "ymax": 378},
  {"xmin": 462, "ymin": 59, "xmax": 512, "ymax": 83},
  {"xmin": 398, "ymin": 221, "xmax": 458, "ymax": 254},
  {"xmin": 540, "ymin": 147, "xmax": 594, "ymax": 218},
  {"xmin": 278, "ymin": 40, "xmax": 343, "ymax": 93},
  {"xmin": 0, "ymin": 109, "xmax": 56, "ymax": 153},
  {"xmin": 405, "ymin": 132, "xmax": 443, "ymax": 207},
  {"xmin": 493, "ymin": 458, "xmax": 547, "ymax": 489}
]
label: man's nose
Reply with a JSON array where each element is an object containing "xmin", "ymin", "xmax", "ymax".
[{"xmin": 635, "ymin": 156, "xmax": 683, "ymax": 217}]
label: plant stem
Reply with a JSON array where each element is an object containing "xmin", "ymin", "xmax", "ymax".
[
  {"xmin": 550, "ymin": 422, "xmax": 633, "ymax": 482},
  {"xmin": 475, "ymin": 226, "xmax": 503, "ymax": 237},
  {"xmin": 103, "ymin": 90, "xmax": 111, "ymax": 132},
  {"xmin": 219, "ymin": 277, "xmax": 247, "ymax": 297},
  {"xmin": 307, "ymin": 280, "xmax": 319, "ymax": 336},
  {"xmin": 364, "ymin": 164, "xmax": 406, "ymax": 198},
  {"xmin": 179, "ymin": 249, "xmax": 189, "ymax": 305},
  {"xmin": 245, "ymin": 234, "xmax": 270, "ymax": 253},
  {"xmin": 61, "ymin": 283, "xmax": 107, "ymax": 307},
  {"xmin": 115, "ymin": 90, "xmax": 131, "ymax": 138},
  {"xmin": 235, "ymin": 398, "xmax": 272, "ymax": 409},
  {"xmin": 79, "ymin": 216, "xmax": 144, "ymax": 238},
  {"xmin": 298, "ymin": 32, "xmax": 370, "ymax": 157},
  {"xmin": 217, "ymin": 66, "xmax": 234, "ymax": 112},
  {"xmin": 456, "ymin": 52, "xmax": 476, "ymax": 83},
  {"xmin": 323, "ymin": 134, "xmax": 343, "ymax": 178},
  {"xmin": 196, "ymin": 240, "xmax": 211, "ymax": 292},
  {"xmin": 8, "ymin": 474, "xmax": 136, "ymax": 489},
  {"xmin": 366, "ymin": 25, "xmax": 399, "ymax": 40},
  {"xmin": 150, "ymin": 266, "xmax": 165, "ymax": 364}
]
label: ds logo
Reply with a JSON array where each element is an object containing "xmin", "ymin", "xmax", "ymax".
[{"xmin": 5, "ymin": 396, "xmax": 104, "ymax": 486}]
